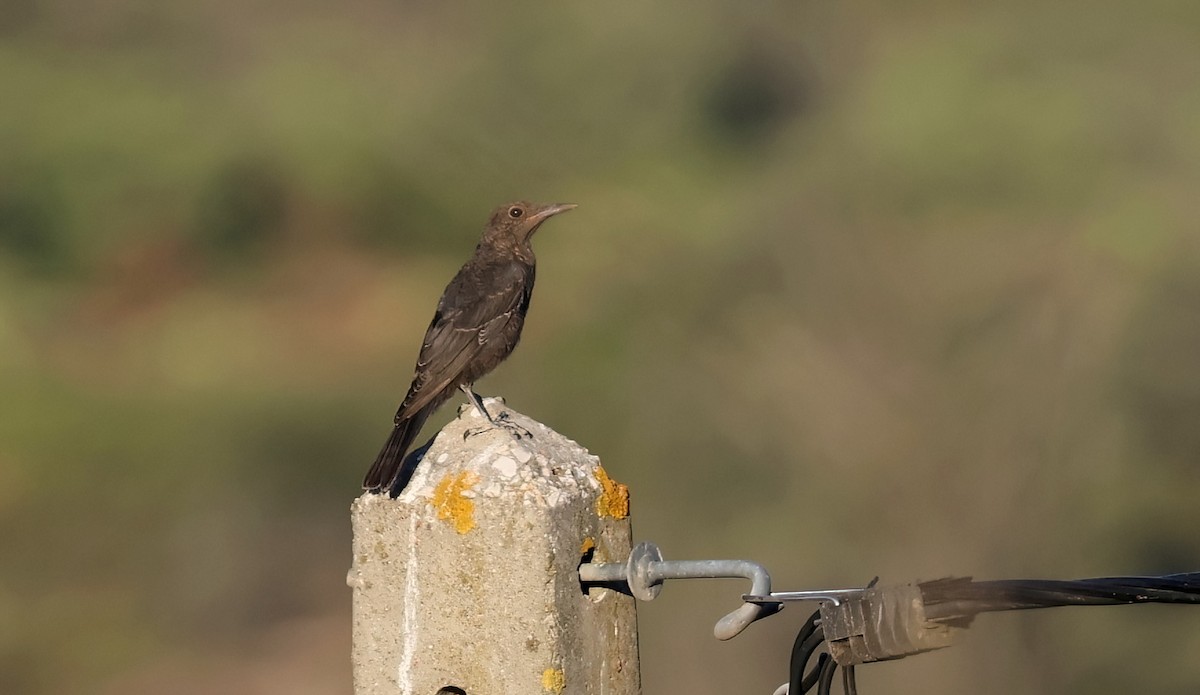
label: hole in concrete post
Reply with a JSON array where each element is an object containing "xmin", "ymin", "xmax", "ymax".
[
  {"xmin": 577, "ymin": 545, "xmax": 596, "ymax": 597},
  {"xmin": 436, "ymin": 686, "xmax": 466, "ymax": 695},
  {"xmin": 578, "ymin": 541, "xmax": 633, "ymax": 599}
]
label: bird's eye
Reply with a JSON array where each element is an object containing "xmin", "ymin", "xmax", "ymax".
[{"xmin": 508, "ymin": 207, "xmax": 523, "ymax": 218}]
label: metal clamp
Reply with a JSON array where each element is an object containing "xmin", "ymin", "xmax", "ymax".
[{"xmin": 578, "ymin": 541, "xmax": 780, "ymax": 640}]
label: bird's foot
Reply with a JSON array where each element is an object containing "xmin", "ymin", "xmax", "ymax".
[
  {"xmin": 495, "ymin": 411, "xmax": 533, "ymax": 439},
  {"xmin": 463, "ymin": 411, "xmax": 533, "ymax": 441}
]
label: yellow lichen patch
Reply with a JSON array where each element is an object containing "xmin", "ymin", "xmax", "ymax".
[
  {"xmin": 541, "ymin": 668, "xmax": 565, "ymax": 694},
  {"xmin": 432, "ymin": 472, "xmax": 479, "ymax": 534},
  {"xmin": 594, "ymin": 466, "xmax": 629, "ymax": 519},
  {"xmin": 580, "ymin": 536, "xmax": 596, "ymax": 554}
]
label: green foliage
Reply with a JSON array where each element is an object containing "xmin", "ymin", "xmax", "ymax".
[
  {"xmin": 192, "ymin": 157, "xmax": 288, "ymax": 260},
  {"xmin": 0, "ymin": 167, "xmax": 69, "ymax": 272}
]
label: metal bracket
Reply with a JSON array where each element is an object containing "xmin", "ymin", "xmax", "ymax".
[
  {"xmin": 578, "ymin": 541, "xmax": 781, "ymax": 640},
  {"xmin": 742, "ymin": 589, "xmax": 868, "ymax": 606}
]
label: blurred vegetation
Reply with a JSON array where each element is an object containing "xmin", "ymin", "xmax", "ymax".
[{"xmin": 2, "ymin": 0, "xmax": 1200, "ymax": 694}]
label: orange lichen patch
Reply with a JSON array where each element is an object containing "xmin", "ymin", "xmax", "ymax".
[
  {"xmin": 432, "ymin": 471, "xmax": 479, "ymax": 534},
  {"xmin": 541, "ymin": 668, "xmax": 565, "ymax": 694},
  {"xmin": 580, "ymin": 536, "xmax": 596, "ymax": 554},
  {"xmin": 594, "ymin": 466, "xmax": 629, "ymax": 519}
]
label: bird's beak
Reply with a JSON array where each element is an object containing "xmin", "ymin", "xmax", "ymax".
[{"xmin": 528, "ymin": 203, "xmax": 577, "ymax": 225}]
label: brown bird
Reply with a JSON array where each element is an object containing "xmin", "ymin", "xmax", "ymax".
[{"xmin": 363, "ymin": 200, "xmax": 576, "ymax": 496}]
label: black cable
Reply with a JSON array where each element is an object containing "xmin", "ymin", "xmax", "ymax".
[
  {"xmin": 776, "ymin": 608, "xmax": 851, "ymax": 695},
  {"xmin": 780, "ymin": 571, "xmax": 1199, "ymax": 694},
  {"xmin": 788, "ymin": 608, "xmax": 824, "ymax": 695},
  {"xmin": 921, "ymin": 572, "xmax": 1200, "ymax": 622},
  {"xmin": 842, "ymin": 665, "xmax": 857, "ymax": 695},
  {"xmin": 787, "ymin": 608, "xmax": 853, "ymax": 695},
  {"xmin": 801, "ymin": 653, "xmax": 828, "ymax": 694},
  {"xmin": 816, "ymin": 654, "xmax": 837, "ymax": 695},
  {"xmin": 787, "ymin": 609, "xmax": 814, "ymax": 690}
]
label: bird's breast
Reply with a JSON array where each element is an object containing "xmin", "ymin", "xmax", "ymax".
[{"xmin": 464, "ymin": 310, "xmax": 526, "ymax": 383}]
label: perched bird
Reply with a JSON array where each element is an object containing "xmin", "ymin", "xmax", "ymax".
[{"xmin": 363, "ymin": 200, "xmax": 576, "ymax": 496}]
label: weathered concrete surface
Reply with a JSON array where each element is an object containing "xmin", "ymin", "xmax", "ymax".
[{"xmin": 349, "ymin": 399, "xmax": 638, "ymax": 695}]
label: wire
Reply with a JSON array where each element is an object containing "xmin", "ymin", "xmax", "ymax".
[
  {"xmin": 785, "ymin": 607, "xmax": 857, "ymax": 695},
  {"xmin": 921, "ymin": 572, "xmax": 1200, "ymax": 623},
  {"xmin": 775, "ymin": 571, "xmax": 1199, "ymax": 694}
]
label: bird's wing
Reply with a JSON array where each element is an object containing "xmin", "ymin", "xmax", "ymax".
[{"xmin": 394, "ymin": 260, "xmax": 533, "ymax": 419}]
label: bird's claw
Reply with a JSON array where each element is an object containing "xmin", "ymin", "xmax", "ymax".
[
  {"xmin": 463, "ymin": 412, "xmax": 533, "ymax": 441},
  {"xmin": 495, "ymin": 412, "xmax": 533, "ymax": 439}
]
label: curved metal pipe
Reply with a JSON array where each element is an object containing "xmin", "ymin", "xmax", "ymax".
[{"xmin": 578, "ymin": 542, "xmax": 780, "ymax": 640}]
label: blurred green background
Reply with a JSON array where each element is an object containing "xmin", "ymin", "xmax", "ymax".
[{"xmin": 3, "ymin": 0, "xmax": 1200, "ymax": 693}]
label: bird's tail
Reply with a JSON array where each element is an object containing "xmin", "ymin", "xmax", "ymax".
[{"xmin": 363, "ymin": 406, "xmax": 433, "ymax": 496}]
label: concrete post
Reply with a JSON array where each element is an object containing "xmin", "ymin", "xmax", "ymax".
[{"xmin": 348, "ymin": 398, "xmax": 639, "ymax": 695}]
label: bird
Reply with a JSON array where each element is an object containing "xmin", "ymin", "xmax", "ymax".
[{"xmin": 363, "ymin": 200, "xmax": 576, "ymax": 496}]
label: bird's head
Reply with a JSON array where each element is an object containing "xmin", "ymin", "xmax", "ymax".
[{"xmin": 486, "ymin": 201, "xmax": 577, "ymax": 244}]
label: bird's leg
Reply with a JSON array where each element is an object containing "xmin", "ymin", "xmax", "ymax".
[
  {"xmin": 461, "ymin": 384, "xmax": 497, "ymax": 424},
  {"xmin": 461, "ymin": 385, "xmax": 532, "ymax": 440}
]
